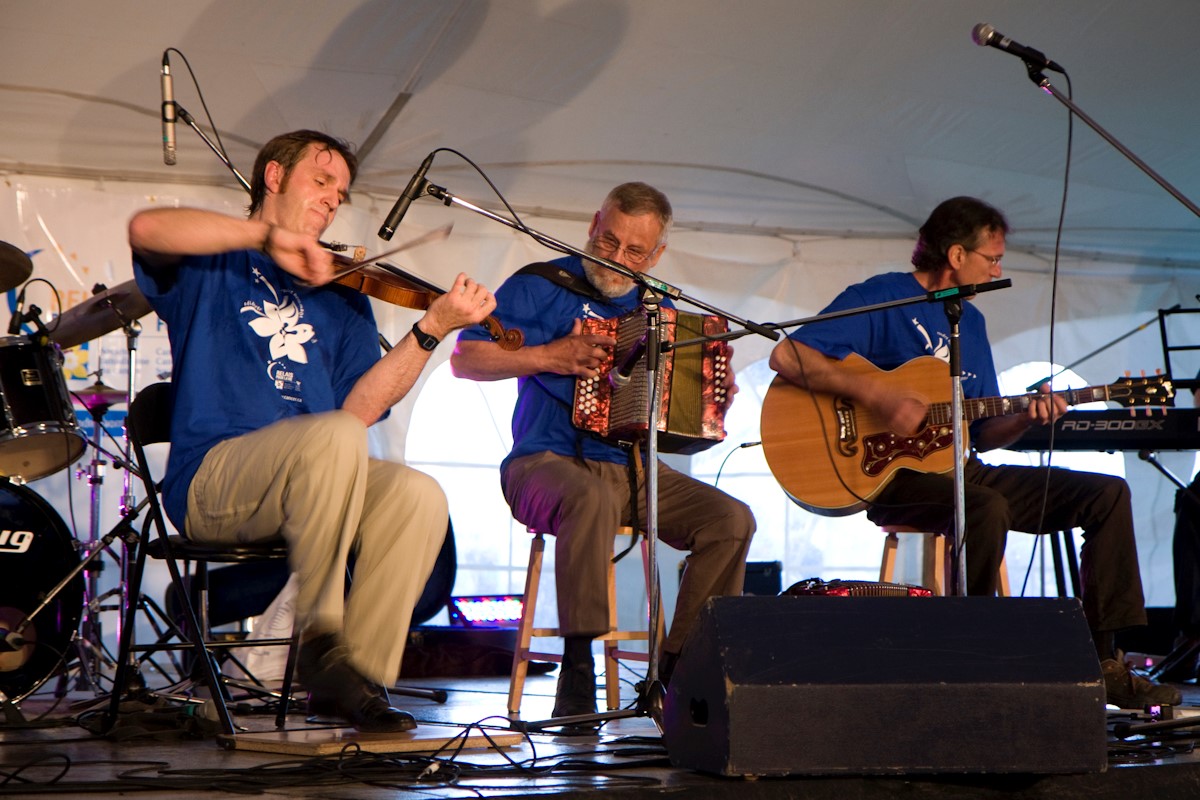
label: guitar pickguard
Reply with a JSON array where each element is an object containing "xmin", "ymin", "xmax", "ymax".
[{"xmin": 860, "ymin": 424, "xmax": 955, "ymax": 476}]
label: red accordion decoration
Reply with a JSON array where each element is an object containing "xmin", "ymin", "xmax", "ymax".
[{"xmin": 573, "ymin": 308, "xmax": 729, "ymax": 455}]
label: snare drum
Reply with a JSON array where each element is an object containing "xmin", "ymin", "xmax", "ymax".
[
  {"xmin": 0, "ymin": 482, "xmax": 82, "ymax": 701},
  {"xmin": 0, "ymin": 336, "xmax": 85, "ymax": 481}
]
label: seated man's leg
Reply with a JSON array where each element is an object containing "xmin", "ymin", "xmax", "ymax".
[
  {"xmin": 344, "ymin": 459, "xmax": 448, "ymax": 685},
  {"xmin": 502, "ymin": 452, "xmax": 625, "ymax": 717},
  {"xmin": 187, "ymin": 410, "xmax": 416, "ymax": 730},
  {"xmin": 865, "ymin": 466, "xmax": 1010, "ymax": 595},
  {"xmin": 654, "ymin": 462, "xmax": 755, "ymax": 676},
  {"xmin": 971, "ymin": 462, "xmax": 1146, "ymax": 632},
  {"xmin": 949, "ymin": 462, "xmax": 1178, "ymax": 707},
  {"xmin": 186, "ymin": 410, "xmax": 370, "ymax": 636}
]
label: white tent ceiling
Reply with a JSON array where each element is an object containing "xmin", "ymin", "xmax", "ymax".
[{"xmin": 3, "ymin": 0, "xmax": 1200, "ymax": 271}]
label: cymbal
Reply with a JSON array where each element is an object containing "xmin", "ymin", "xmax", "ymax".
[
  {"xmin": 49, "ymin": 280, "xmax": 152, "ymax": 350},
  {"xmin": 0, "ymin": 242, "xmax": 33, "ymax": 294},
  {"xmin": 74, "ymin": 380, "xmax": 126, "ymax": 410}
]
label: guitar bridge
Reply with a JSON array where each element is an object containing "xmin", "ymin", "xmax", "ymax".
[{"xmin": 835, "ymin": 397, "xmax": 858, "ymax": 458}]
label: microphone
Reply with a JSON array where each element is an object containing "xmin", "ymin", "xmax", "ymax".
[
  {"xmin": 7, "ymin": 286, "xmax": 26, "ymax": 336},
  {"xmin": 971, "ymin": 23, "xmax": 1064, "ymax": 73},
  {"xmin": 378, "ymin": 151, "xmax": 435, "ymax": 241},
  {"xmin": 609, "ymin": 334, "xmax": 649, "ymax": 389},
  {"xmin": 161, "ymin": 52, "xmax": 177, "ymax": 166}
]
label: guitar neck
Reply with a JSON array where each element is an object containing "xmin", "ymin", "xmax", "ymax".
[{"xmin": 926, "ymin": 385, "xmax": 1112, "ymax": 425}]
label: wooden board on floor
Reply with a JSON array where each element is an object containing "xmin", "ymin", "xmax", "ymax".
[{"xmin": 230, "ymin": 723, "xmax": 524, "ymax": 756}]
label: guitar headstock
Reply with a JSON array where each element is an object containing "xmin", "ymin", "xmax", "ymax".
[{"xmin": 1110, "ymin": 372, "xmax": 1175, "ymax": 410}]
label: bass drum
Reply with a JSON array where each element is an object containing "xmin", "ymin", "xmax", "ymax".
[{"xmin": 0, "ymin": 481, "xmax": 82, "ymax": 701}]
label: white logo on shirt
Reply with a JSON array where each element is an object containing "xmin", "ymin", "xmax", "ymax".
[
  {"xmin": 243, "ymin": 268, "xmax": 314, "ymax": 364},
  {"xmin": 911, "ymin": 317, "xmax": 977, "ymax": 381}
]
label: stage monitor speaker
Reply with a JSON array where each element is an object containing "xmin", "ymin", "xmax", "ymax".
[{"xmin": 662, "ymin": 595, "xmax": 1106, "ymax": 777}]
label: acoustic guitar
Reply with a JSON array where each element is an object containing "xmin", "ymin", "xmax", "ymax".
[{"xmin": 759, "ymin": 353, "xmax": 1174, "ymax": 516}]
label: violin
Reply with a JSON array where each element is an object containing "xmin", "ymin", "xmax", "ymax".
[{"xmin": 324, "ymin": 241, "xmax": 523, "ymax": 351}]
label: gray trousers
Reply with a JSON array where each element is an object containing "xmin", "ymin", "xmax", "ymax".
[
  {"xmin": 185, "ymin": 410, "xmax": 448, "ymax": 684},
  {"xmin": 501, "ymin": 451, "xmax": 756, "ymax": 653}
]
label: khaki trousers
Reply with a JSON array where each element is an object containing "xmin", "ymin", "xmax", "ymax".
[{"xmin": 185, "ymin": 410, "xmax": 447, "ymax": 684}]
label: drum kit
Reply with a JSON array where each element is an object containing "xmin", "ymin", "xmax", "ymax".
[{"xmin": 0, "ymin": 241, "xmax": 154, "ymax": 710}]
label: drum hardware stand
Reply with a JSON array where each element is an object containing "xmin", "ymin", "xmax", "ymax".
[
  {"xmin": 64, "ymin": 314, "xmax": 144, "ymax": 693},
  {"xmin": 397, "ymin": 172, "xmax": 780, "ymax": 732}
]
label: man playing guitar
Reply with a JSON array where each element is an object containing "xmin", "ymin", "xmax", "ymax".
[{"xmin": 768, "ymin": 195, "xmax": 1178, "ymax": 709}]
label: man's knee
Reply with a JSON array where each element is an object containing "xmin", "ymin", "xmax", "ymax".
[
  {"xmin": 289, "ymin": 411, "xmax": 369, "ymax": 468},
  {"xmin": 374, "ymin": 463, "xmax": 448, "ymax": 520}
]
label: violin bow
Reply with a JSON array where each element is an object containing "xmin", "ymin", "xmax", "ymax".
[{"xmin": 329, "ymin": 223, "xmax": 454, "ymax": 281}]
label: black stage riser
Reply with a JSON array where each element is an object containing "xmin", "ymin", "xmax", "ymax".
[{"xmin": 662, "ymin": 595, "xmax": 1107, "ymax": 777}]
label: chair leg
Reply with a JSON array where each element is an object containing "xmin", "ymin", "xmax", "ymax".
[
  {"xmin": 927, "ymin": 534, "xmax": 947, "ymax": 596},
  {"xmin": 603, "ymin": 551, "xmax": 621, "ymax": 711},
  {"xmin": 997, "ymin": 555, "xmax": 1011, "ymax": 597},
  {"xmin": 274, "ymin": 629, "xmax": 301, "ymax": 729},
  {"xmin": 508, "ymin": 533, "xmax": 546, "ymax": 716},
  {"xmin": 158, "ymin": 544, "xmax": 237, "ymax": 736},
  {"xmin": 879, "ymin": 532, "xmax": 900, "ymax": 583},
  {"xmin": 104, "ymin": 529, "xmax": 151, "ymax": 733}
]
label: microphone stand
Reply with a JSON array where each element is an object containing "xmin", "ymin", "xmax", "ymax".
[
  {"xmin": 173, "ymin": 103, "xmax": 251, "ymax": 193},
  {"xmin": 413, "ymin": 179, "xmax": 778, "ymax": 732},
  {"xmin": 770, "ymin": 279, "xmax": 1013, "ymax": 596},
  {"xmin": 1022, "ymin": 65, "xmax": 1200, "ymax": 220}
]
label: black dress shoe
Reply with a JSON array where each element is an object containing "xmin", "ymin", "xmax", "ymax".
[
  {"xmin": 298, "ymin": 632, "xmax": 416, "ymax": 733},
  {"xmin": 552, "ymin": 659, "xmax": 597, "ymax": 717}
]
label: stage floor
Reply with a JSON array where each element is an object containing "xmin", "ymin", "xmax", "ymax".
[{"xmin": 3, "ymin": 666, "xmax": 1200, "ymax": 798}]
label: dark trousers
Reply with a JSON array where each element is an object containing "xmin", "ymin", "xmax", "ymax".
[
  {"xmin": 1173, "ymin": 478, "xmax": 1200, "ymax": 636},
  {"xmin": 866, "ymin": 457, "xmax": 1146, "ymax": 632}
]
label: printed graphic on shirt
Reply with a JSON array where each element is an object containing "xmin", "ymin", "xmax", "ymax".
[
  {"xmin": 581, "ymin": 301, "xmax": 605, "ymax": 320},
  {"xmin": 911, "ymin": 316, "xmax": 977, "ymax": 382},
  {"xmin": 242, "ymin": 267, "xmax": 312, "ymax": 402}
]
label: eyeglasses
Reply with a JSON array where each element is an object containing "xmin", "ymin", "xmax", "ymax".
[
  {"xmin": 590, "ymin": 233, "xmax": 659, "ymax": 266},
  {"xmin": 967, "ymin": 249, "xmax": 1003, "ymax": 267}
]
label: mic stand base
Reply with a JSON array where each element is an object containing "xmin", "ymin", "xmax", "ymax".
[{"xmin": 507, "ymin": 679, "xmax": 665, "ymax": 735}]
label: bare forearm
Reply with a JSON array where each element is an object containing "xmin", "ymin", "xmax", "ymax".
[
  {"xmin": 129, "ymin": 207, "xmax": 269, "ymax": 261},
  {"xmin": 342, "ymin": 332, "xmax": 434, "ymax": 425},
  {"xmin": 450, "ymin": 339, "xmax": 555, "ymax": 381},
  {"xmin": 770, "ymin": 339, "xmax": 866, "ymax": 400}
]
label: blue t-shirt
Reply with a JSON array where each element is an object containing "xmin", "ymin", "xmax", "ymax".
[
  {"xmin": 790, "ymin": 271, "xmax": 1001, "ymax": 401},
  {"xmin": 457, "ymin": 255, "xmax": 667, "ymax": 471},
  {"xmin": 133, "ymin": 248, "xmax": 381, "ymax": 529}
]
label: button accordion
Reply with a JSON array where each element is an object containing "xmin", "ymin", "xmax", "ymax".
[{"xmin": 572, "ymin": 308, "xmax": 730, "ymax": 454}]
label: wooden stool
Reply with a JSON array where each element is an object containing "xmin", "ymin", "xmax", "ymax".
[
  {"xmin": 507, "ymin": 526, "xmax": 664, "ymax": 716},
  {"xmin": 879, "ymin": 525, "xmax": 1010, "ymax": 597}
]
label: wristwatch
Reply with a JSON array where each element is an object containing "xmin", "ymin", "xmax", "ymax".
[{"xmin": 411, "ymin": 321, "xmax": 440, "ymax": 351}]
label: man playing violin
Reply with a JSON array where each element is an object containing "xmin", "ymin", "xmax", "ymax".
[
  {"xmin": 129, "ymin": 129, "xmax": 496, "ymax": 732},
  {"xmin": 451, "ymin": 182, "xmax": 755, "ymax": 722},
  {"xmin": 768, "ymin": 195, "xmax": 1178, "ymax": 709}
]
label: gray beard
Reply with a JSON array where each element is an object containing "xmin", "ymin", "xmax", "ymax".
[{"xmin": 582, "ymin": 258, "xmax": 635, "ymax": 299}]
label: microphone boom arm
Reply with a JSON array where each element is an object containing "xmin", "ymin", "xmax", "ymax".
[
  {"xmin": 422, "ymin": 182, "xmax": 780, "ymax": 342},
  {"xmin": 173, "ymin": 103, "xmax": 251, "ymax": 193},
  {"xmin": 1027, "ymin": 72, "xmax": 1200, "ymax": 220}
]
